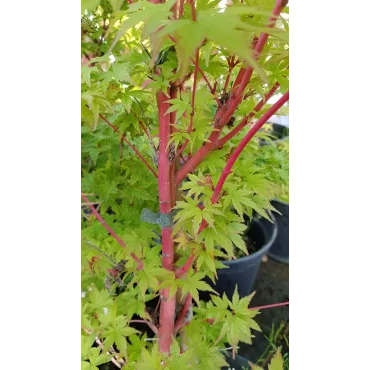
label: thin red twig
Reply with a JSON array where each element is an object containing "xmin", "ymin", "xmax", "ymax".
[
  {"xmin": 174, "ymin": 293, "xmax": 193, "ymax": 332},
  {"xmin": 250, "ymin": 301, "xmax": 289, "ymax": 311},
  {"xmin": 99, "ymin": 114, "xmax": 158, "ymax": 178},
  {"xmin": 175, "ymin": 254, "xmax": 195, "ymax": 278},
  {"xmin": 168, "ymin": 35, "xmax": 222, "ymax": 107},
  {"xmin": 81, "ymin": 192, "xmax": 143, "ymax": 269},
  {"xmin": 223, "ymin": 56, "xmax": 235, "ymax": 92},
  {"xmin": 120, "ymin": 134, "xmax": 158, "ymax": 178},
  {"xmin": 218, "ymin": 82, "xmax": 280, "ymax": 146},
  {"xmin": 179, "ymin": 0, "xmax": 185, "ymax": 18},
  {"xmin": 190, "ymin": 0, "xmax": 197, "ymax": 21},
  {"xmin": 139, "ymin": 120, "xmax": 151, "ymax": 141},
  {"xmin": 176, "ymin": 300, "xmax": 289, "ymax": 331},
  {"xmin": 129, "ymin": 320, "xmax": 158, "ymax": 334}
]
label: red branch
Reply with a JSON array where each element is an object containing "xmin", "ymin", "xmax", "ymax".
[
  {"xmin": 250, "ymin": 301, "xmax": 289, "ymax": 311},
  {"xmin": 174, "ymin": 1, "xmax": 287, "ymax": 185},
  {"xmin": 178, "ymin": 91, "xmax": 288, "ymax": 253},
  {"xmin": 121, "ymin": 134, "xmax": 158, "ymax": 178},
  {"xmin": 168, "ymin": 35, "xmax": 221, "ymax": 107},
  {"xmin": 174, "ymin": 293, "xmax": 193, "ymax": 332},
  {"xmin": 179, "ymin": 0, "xmax": 185, "ymax": 18},
  {"xmin": 139, "ymin": 120, "xmax": 151, "ymax": 141},
  {"xmin": 176, "ymin": 300, "xmax": 289, "ymax": 333},
  {"xmin": 218, "ymin": 82, "xmax": 280, "ymax": 146},
  {"xmin": 211, "ymin": 91, "xmax": 289, "ymax": 203},
  {"xmin": 190, "ymin": 0, "xmax": 197, "ymax": 21},
  {"xmin": 81, "ymin": 192, "xmax": 143, "ymax": 269},
  {"xmin": 129, "ymin": 320, "xmax": 158, "ymax": 334},
  {"xmin": 175, "ymin": 254, "xmax": 195, "ymax": 278},
  {"xmin": 99, "ymin": 114, "xmax": 158, "ymax": 178},
  {"xmin": 235, "ymin": 0, "xmax": 286, "ymax": 97},
  {"xmin": 156, "ymin": 89, "xmax": 176, "ymax": 354},
  {"xmin": 233, "ymin": 36, "xmax": 259, "ymax": 92},
  {"xmin": 223, "ymin": 56, "xmax": 237, "ymax": 92}
]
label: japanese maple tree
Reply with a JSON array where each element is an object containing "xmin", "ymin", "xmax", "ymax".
[{"xmin": 81, "ymin": 0, "xmax": 289, "ymax": 368}]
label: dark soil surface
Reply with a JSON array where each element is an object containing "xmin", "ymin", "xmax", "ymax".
[
  {"xmin": 238, "ymin": 234, "xmax": 261, "ymax": 257},
  {"xmin": 237, "ymin": 257, "xmax": 289, "ymax": 364}
]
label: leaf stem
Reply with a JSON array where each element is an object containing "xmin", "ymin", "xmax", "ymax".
[
  {"xmin": 99, "ymin": 114, "xmax": 158, "ymax": 178},
  {"xmin": 81, "ymin": 192, "xmax": 144, "ymax": 270}
]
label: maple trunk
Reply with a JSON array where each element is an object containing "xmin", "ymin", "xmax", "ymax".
[{"xmin": 156, "ymin": 89, "xmax": 176, "ymax": 353}]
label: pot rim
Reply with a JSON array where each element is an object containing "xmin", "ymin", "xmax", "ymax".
[
  {"xmin": 220, "ymin": 212, "xmax": 278, "ymax": 265},
  {"xmin": 272, "ymin": 198, "xmax": 289, "ymax": 207}
]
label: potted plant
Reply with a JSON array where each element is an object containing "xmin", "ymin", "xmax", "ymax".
[
  {"xmin": 267, "ymin": 197, "xmax": 289, "ymax": 264},
  {"xmin": 81, "ymin": 0, "xmax": 289, "ymax": 368}
]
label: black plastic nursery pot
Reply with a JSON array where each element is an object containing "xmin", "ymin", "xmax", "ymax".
[
  {"xmin": 267, "ymin": 200, "xmax": 289, "ymax": 264},
  {"xmin": 272, "ymin": 123, "xmax": 289, "ymax": 139},
  {"xmin": 222, "ymin": 354, "xmax": 252, "ymax": 370},
  {"xmin": 260, "ymin": 123, "xmax": 289, "ymax": 146},
  {"xmin": 202, "ymin": 214, "xmax": 278, "ymax": 301}
]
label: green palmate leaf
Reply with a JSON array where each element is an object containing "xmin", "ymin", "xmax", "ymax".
[
  {"xmin": 206, "ymin": 287, "xmax": 261, "ymax": 351},
  {"xmin": 197, "ymin": 7, "xmax": 266, "ymax": 80},
  {"xmin": 268, "ymin": 349, "xmax": 284, "ymax": 370},
  {"xmin": 165, "ymin": 96, "xmax": 192, "ymax": 122},
  {"xmin": 165, "ymin": 340, "xmax": 197, "ymax": 369},
  {"xmin": 177, "ymin": 271, "xmax": 217, "ymax": 305},
  {"xmin": 154, "ymin": 20, "xmax": 205, "ymax": 78},
  {"xmin": 250, "ymin": 349, "xmax": 284, "ymax": 370},
  {"xmin": 101, "ymin": 315, "xmax": 140, "ymax": 359},
  {"xmin": 127, "ymin": 333, "xmax": 148, "ymax": 362},
  {"xmin": 81, "ymin": 334, "xmax": 96, "ymax": 359},
  {"xmin": 112, "ymin": 62, "xmax": 132, "ymax": 83},
  {"xmin": 201, "ymin": 41, "xmax": 212, "ymax": 68},
  {"xmin": 108, "ymin": 0, "xmax": 124, "ymax": 12},
  {"xmin": 108, "ymin": 0, "xmax": 176, "ymax": 54},
  {"xmin": 127, "ymin": 260, "xmax": 165, "ymax": 297},
  {"xmin": 196, "ymin": 249, "xmax": 217, "ymax": 279},
  {"xmin": 82, "ymin": 0, "xmax": 100, "ymax": 13},
  {"xmin": 116, "ymin": 290, "xmax": 148, "ymax": 319},
  {"xmin": 136, "ymin": 343, "xmax": 162, "ymax": 370},
  {"xmin": 81, "ymin": 361, "xmax": 99, "ymax": 370}
]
